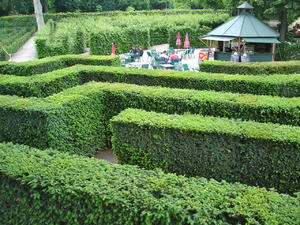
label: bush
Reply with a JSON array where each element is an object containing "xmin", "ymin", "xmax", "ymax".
[
  {"xmin": 275, "ymin": 42, "xmax": 300, "ymax": 61},
  {"xmin": 89, "ymin": 26, "xmax": 150, "ymax": 55},
  {"xmin": 0, "ymin": 55, "xmax": 120, "ymax": 76},
  {"xmin": 0, "ymin": 142, "xmax": 299, "ymax": 224},
  {"xmin": 111, "ymin": 108, "xmax": 300, "ymax": 194},
  {"xmin": 2, "ymin": 65, "xmax": 300, "ymax": 98},
  {"xmin": 0, "ymin": 27, "xmax": 36, "ymax": 61},
  {"xmin": 73, "ymin": 27, "xmax": 85, "ymax": 54},
  {"xmin": 200, "ymin": 60, "xmax": 300, "ymax": 75},
  {"xmin": 1, "ymin": 81, "xmax": 300, "ymax": 154}
]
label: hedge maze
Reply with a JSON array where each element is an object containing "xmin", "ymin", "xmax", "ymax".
[{"xmin": 1, "ymin": 56, "xmax": 300, "ymax": 224}]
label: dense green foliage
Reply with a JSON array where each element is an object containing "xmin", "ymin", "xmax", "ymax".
[
  {"xmin": 275, "ymin": 41, "xmax": 300, "ymax": 61},
  {"xmin": 200, "ymin": 60, "xmax": 300, "ymax": 75},
  {"xmin": 2, "ymin": 64, "xmax": 300, "ymax": 98},
  {"xmin": 34, "ymin": 12, "xmax": 230, "ymax": 57},
  {"xmin": 0, "ymin": 55, "xmax": 120, "ymax": 76},
  {"xmin": 2, "ymin": 81, "xmax": 300, "ymax": 155},
  {"xmin": 0, "ymin": 9, "xmax": 229, "ymax": 28},
  {"xmin": 0, "ymin": 27, "xmax": 36, "ymax": 61},
  {"xmin": 111, "ymin": 108, "xmax": 300, "ymax": 194},
  {"xmin": 1, "ymin": 142, "xmax": 299, "ymax": 224}
]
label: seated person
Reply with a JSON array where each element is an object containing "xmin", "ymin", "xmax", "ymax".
[
  {"xmin": 175, "ymin": 50, "xmax": 181, "ymax": 60},
  {"xmin": 130, "ymin": 45, "xmax": 138, "ymax": 54},
  {"xmin": 159, "ymin": 50, "xmax": 169, "ymax": 63},
  {"xmin": 170, "ymin": 52, "xmax": 179, "ymax": 63},
  {"xmin": 138, "ymin": 46, "xmax": 144, "ymax": 57},
  {"xmin": 225, "ymin": 47, "xmax": 232, "ymax": 52},
  {"xmin": 130, "ymin": 45, "xmax": 138, "ymax": 61}
]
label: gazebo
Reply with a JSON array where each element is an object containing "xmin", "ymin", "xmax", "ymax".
[{"xmin": 201, "ymin": 2, "xmax": 280, "ymax": 62}]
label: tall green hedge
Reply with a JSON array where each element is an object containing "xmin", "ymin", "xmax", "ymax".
[
  {"xmin": 168, "ymin": 26, "xmax": 211, "ymax": 48},
  {"xmin": 0, "ymin": 55, "xmax": 120, "ymax": 76},
  {"xmin": 2, "ymin": 65, "xmax": 300, "ymax": 98},
  {"xmin": 200, "ymin": 60, "xmax": 300, "ymax": 75},
  {"xmin": 111, "ymin": 108, "xmax": 300, "ymax": 194},
  {"xmin": 1, "ymin": 81, "xmax": 300, "ymax": 154},
  {"xmin": 0, "ymin": 9, "xmax": 229, "ymax": 28},
  {"xmin": 1, "ymin": 142, "xmax": 299, "ymax": 224},
  {"xmin": 89, "ymin": 26, "xmax": 150, "ymax": 55}
]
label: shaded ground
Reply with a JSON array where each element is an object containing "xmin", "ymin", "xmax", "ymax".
[
  {"xmin": 11, "ymin": 33, "xmax": 37, "ymax": 62},
  {"xmin": 94, "ymin": 148, "xmax": 118, "ymax": 164}
]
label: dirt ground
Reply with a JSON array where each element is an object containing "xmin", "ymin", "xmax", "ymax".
[{"xmin": 93, "ymin": 148, "xmax": 118, "ymax": 164}]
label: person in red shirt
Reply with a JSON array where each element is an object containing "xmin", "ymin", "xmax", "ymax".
[{"xmin": 170, "ymin": 52, "xmax": 179, "ymax": 62}]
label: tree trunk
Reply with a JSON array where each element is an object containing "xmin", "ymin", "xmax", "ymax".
[
  {"xmin": 279, "ymin": 10, "xmax": 287, "ymax": 42},
  {"xmin": 33, "ymin": 0, "xmax": 45, "ymax": 31},
  {"xmin": 165, "ymin": 1, "xmax": 167, "ymax": 16},
  {"xmin": 42, "ymin": 0, "xmax": 49, "ymax": 13},
  {"xmin": 11, "ymin": 0, "xmax": 15, "ymax": 15}
]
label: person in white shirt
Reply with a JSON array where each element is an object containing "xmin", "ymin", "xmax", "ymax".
[
  {"xmin": 175, "ymin": 50, "xmax": 181, "ymax": 61},
  {"xmin": 159, "ymin": 50, "xmax": 169, "ymax": 63}
]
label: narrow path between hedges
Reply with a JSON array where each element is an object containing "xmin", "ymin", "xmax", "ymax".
[{"xmin": 10, "ymin": 33, "xmax": 37, "ymax": 62}]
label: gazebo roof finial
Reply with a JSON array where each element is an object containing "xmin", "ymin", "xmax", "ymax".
[{"xmin": 237, "ymin": 2, "xmax": 254, "ymax": 9}]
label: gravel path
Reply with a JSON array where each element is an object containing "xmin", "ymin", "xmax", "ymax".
[{"xmin": 11, "ymin": 33, "xmax": 37, "ymax": 62}]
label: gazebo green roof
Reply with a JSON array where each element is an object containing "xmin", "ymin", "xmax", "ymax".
[
  {"xmin": 237, "ymin": 2, "xmax": 254, "ymax": 9},
  {"xmin": 203, "ymin": 2, "xmax": 280, "ymax": 42}
]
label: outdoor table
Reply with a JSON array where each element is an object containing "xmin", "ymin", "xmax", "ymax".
[
  {"xmin": 161, "ymin": 64, "xmax": 174, "ymax": 70},
  {"xmin": 127, "ymin": 62, "xmax": 145, "ymax": 68}
]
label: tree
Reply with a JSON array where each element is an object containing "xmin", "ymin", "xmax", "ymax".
[
  {"xmin": 253, "ymin": 0, "xmax": 300, "ymax": 43},
  {"xmin": 222, "ymin": 0, "xmax": 300, "ymax": 42},
  {"xmin": 118, "ymin": 0, "xmax": 150, "ymax": 11},
  {"xmin": 42, "ymin": 0, "xmax": 49, "ymax": 12},
  {"xmin": 53, "ymin": 0, "xmax": 80, "ymax": 12},
  {"xmin": 158, "ymin": 0, "xmax": 174, "ymax": 15},
  {"xmin": 79, "ymin": 0, "xmax": 102, "ymax": 12},
  {"xmin": 33, "ymin": 0, "xmax": 45, "ymax": 31}
]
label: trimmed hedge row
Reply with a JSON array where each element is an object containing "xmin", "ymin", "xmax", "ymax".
[
  {"xmin": 1, "ymin": 82, "xmax": 300, "ymax": 154},
  {"xmin": 0, "ymin": 27, "xmax": 36, "ymax": 61},
  {"xmin": 200, "ymin": 60, "xmax": 300, "ymax": 75},
  {"xmin": 0, "ymin": 55, "xmax": 120, "ymax": 76},
  {"xmin": 2, "ymin": 65, "xmax": 300, "ymax": 98},
  {"xmin": 0, "ymin": 142, "xmax": 299, "ymax": 224},
  {"xmin": 89, "ymin": 26, "xmax": 150, "ymax": 56},
  {"xmin": 111, "ymin": 108, "xmax": 300, "ymax": 194},
  {"xmin": 0, "ymin": 9, "xmax": 229, "ymax": 28}
]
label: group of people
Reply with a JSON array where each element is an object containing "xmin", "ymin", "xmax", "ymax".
[
  {"xmin": 129, "ymin": 45, "xmax": 182, "ymax": 64},
  {"xmin": 159, "ymin": 50, "xmax": 181, "ymax": 64},
  {"xmin": 130, "ymin": 45, "xmax": 144, "ymax": 61}
]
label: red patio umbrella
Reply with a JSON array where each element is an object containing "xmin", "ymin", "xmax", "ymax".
[
  {"xmin": 184, "ymin": 33, "xmax": 190, "ymax": 48},
  {"xmin": 176, "ymin": 32, "xmax": 181, "ymax": 50},
  {"xmin": 111, "ymin": 43, "xmax": 115, "ymax": 56}
]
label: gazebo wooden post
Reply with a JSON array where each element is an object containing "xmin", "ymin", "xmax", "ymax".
[
  {"xmin": 271, "ymin": 43, "xmax": 275, "ymax": 61},
  {"xmin": 237, "ymin": 37, "xmax": 241, "ymax": 52},
  {"xmin": 210, "ymin": 40, "xmax": 214, "ymax": 50}
]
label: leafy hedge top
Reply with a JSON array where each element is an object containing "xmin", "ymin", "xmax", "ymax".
[
  {"xmin": 3, "ymin": 64, "xmax": 300, "ymax": 87},
  {"xmin": 45, "ymin": 81, "xmax": 300, "ymax": 109},
  {"xmin": 112, "ymin": 108, "xmax": 300, "ymax": 144},
  {"xmin": 0, "ymin": 142, "xmax": 299, "ymax": 224},
  {"xmin": 0, "ymin": 55, "xmax": 120, "ymax": 76},
  {"xmin": 200, "ymin": 60, "xmax": 300, "ymax": 75},
  {"xmin": 0, "ymin": 9, "xmax": 230, "ymax": 28}
]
